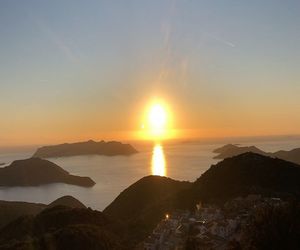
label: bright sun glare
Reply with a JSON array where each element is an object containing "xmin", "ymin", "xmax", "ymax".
[
  {"xmin": 145, "ymin": 101, "xmax": 170, "ymax": 139},
  {"xmin": 139, "ymin": 99, "xmax": 174, "ymax": 141},
  {"xmin": 148, "ymin": 104, "xmax": 167, "ymax": 132}
]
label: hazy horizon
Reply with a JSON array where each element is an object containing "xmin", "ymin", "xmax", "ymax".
[{"xmin": 2, "ymin": 133, "xmax": 300, "ymax": 152}]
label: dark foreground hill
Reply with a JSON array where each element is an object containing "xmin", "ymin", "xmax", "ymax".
[
  {"xmin": 0, "ymin": 196, "xmax": 86, "ymax": 229},
  {"xmin": 48, "ymin": 195, "xmax": 86, "ymax": 209},
  {"xmin": 1, "ymin": 153, "xmax": 300, "ymax": 249},
  {"xmin": 104, "ymin": 176, "xmax": 191, "ymax": 246},
  {"xmin": 0, "ymin": 158, "xmax": 95, "ymax": 187},
  {"xmin": 187, "ymin": 152, "xmax": 300, "ymax": 204},
  {"xmin": 0, "ymin": 206, "xmax": 123, "ymax": 250},
  {"xmin": 213, "ymin": 143, "xmax": 300, "ymax": 164},
  {"xmin": 103, "ymin": 153, "xmax": 300, "ymax": 245},
  {"xmin": 33, "ymin": 140, "xmax": 138, "ymax": 158}
]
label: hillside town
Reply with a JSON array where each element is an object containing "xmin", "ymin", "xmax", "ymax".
[{"xmin": 141, "ymin": 195, "xmax": 284, "ymax": 250}]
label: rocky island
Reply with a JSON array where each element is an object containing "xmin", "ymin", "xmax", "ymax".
[
  {"xmin": 0, "ymin": 158, "xmax": 95, "ymax": 187},
  {"xmin": 32, "ymin": 140, "xmax": 138, "ymax": 158},
  {"xmin": 213, "ymin": 143, "xmax": 300, "ymax": 164}
]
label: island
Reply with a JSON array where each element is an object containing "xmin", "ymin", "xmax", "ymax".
[
  {"xmin": 213, "ymin": 143, "xmax": 300, "ymax": 164},
  {"xmin": 32, "ymin": 140, "xmax": 138, "ymax": 158},
  {"xmin": 0, "ymin": 158, "xmax": 95, "ymax": 187}
]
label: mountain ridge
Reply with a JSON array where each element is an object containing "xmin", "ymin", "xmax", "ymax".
[
  {"xmin": 213, "ymin": 143, "xmax": 300, "ymax": 164},
  {"xmin": 0, "ymin": 196, "xmax": 87, "ymax": 229}
]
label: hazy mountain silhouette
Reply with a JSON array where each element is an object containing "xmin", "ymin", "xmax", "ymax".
[
  {"xmin": 0, "ymin": 206, "xmax": 124, "ymax": 250},
  {"xmin": 213, "ymin": 144, "xmax": 300, "ymax": 164},
  {"xmin": 274, "ymin": 148, "xmax": 300, "ymax": 165},
  {"xmin": 0, "ymin": 196, "xmax": 87, "ymax": 229},
  {"xmin": 0, "ymin": 158, "xmax": 95, "ymax": 187},
  {"xmin": 33, "ymin": 140, "xmax": 138, "ymax": 158},
  {"xmin": 213, "ymin": 144, "xmax": 268, "ymax": 159}
]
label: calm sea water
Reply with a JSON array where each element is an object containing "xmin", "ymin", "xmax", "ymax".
[{"xmin": 0, "ymin": 138, "xmax": 299, "ymax": 211}]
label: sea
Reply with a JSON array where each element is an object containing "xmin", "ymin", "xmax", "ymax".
[{"xmin": 0, "ymin": 137, "xmax": 300, "ymax": 211}]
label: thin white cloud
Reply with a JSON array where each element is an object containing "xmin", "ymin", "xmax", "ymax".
[{"xmin": 207, "ymin": 33, "xmax": 236, "ymax": 48}]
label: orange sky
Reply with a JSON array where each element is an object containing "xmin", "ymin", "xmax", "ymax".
[{"xmin": 1, "ymin": 1, "xmax": 300, "ymax": 146}]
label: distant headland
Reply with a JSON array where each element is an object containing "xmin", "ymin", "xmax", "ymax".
[
  {"xmin": 213, "ymin": 143, "xmax": 300, "ymax": 164},
  {"xmin": 32, "ymin": 140, "xmax": 138, "ymax": 158},
  {"xmin": 0, "ymin": 158, "xmax": 95, "ymax": 187}
]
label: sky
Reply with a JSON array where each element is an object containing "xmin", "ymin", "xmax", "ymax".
[{"xmin": 1, "ymin": 0, "xmax": 300, "ymax": 146}]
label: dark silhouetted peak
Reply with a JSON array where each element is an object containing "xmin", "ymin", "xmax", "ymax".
[
  {"xmin": 103, "ymin": 175, "xmax": 191, "ymax": 245},
  {"xmin": 104, "ymin": 175, "xmax": 191, "ymax": 220},
  {"xmin": 273, "ymin": 148, "xmax": 300, "ymax": 164},
  {"xmin": 0, "ymin": 196, "xmax": 87, "ymax": 229},
  {"xmin": 48, "ymin": 196, "xmax": 86, "ymax": 209},
  {"xmin": 192, "ymin": 152, "xmax": 300, "ymax": 203}
]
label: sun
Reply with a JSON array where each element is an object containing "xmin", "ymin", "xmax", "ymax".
[
  {"xmin": 148, "ymin": 104, "xmax": 167, "ymax": 131},
  {"xmin": 138, "ymin": 98, "xmax": 176, "ymax": 141},
  {"xmin": 145, "ymin": 100, "xmax": 170, "ymax": 139}
]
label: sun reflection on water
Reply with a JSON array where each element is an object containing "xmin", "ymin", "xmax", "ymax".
[{"xmin": 151, "ymin": 144, "xmax": 166, "ymax": 176}]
